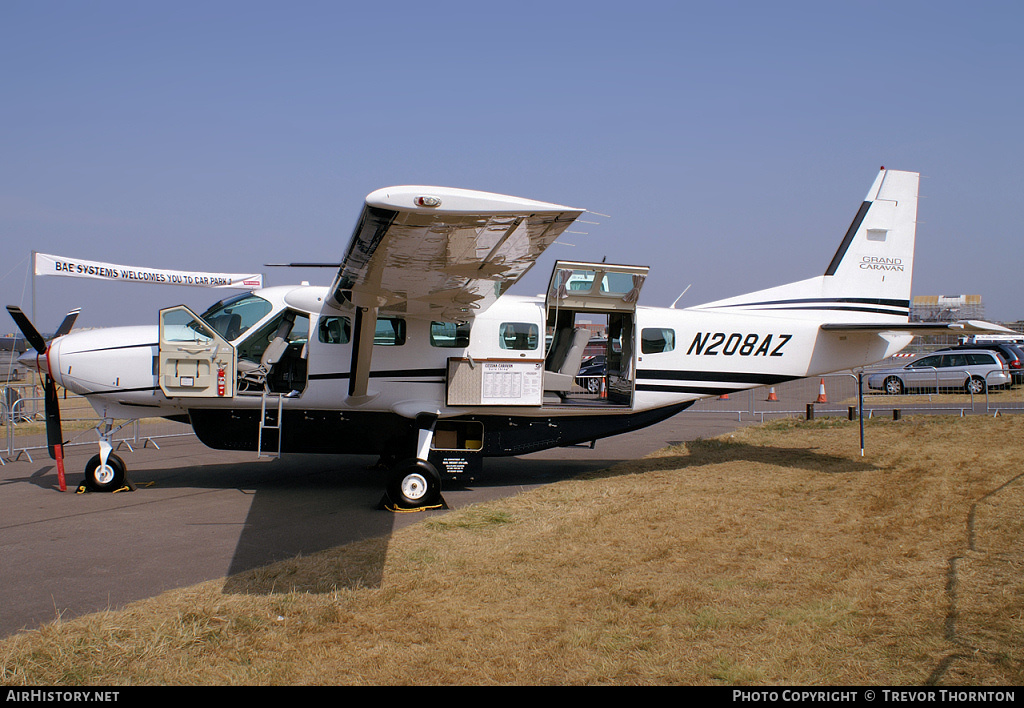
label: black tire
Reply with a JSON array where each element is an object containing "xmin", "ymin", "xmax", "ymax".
[
  {"xmin": 84, "ymin": 453, "xmax": 126, "ymax": 492},
  {"xmin": 387, "ymin": 458, "xmax": 442, "ymax": 509},
  {"xmin": 965, "ymin": 376, "xmax": 986, "ymax": 395},
  {"xmin": 884, "ymin": 377, "xmax": 904, "ymax": 395}
]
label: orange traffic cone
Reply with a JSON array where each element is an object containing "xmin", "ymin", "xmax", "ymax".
[
  {"xmin": 719, "ymin": 392, "xmax": 729, "ymax": 400},
  {"xmin": 767, "ymin": 387, "xmax": 778, "ymax": 401},
  {"xmin": 816, "ymin": 378, "xmax": 828, "ymax": 403}
]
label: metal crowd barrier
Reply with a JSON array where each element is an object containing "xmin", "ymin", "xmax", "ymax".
[
  {"xmin": 1, "ymin": 384, "xmax": 196, "ymax": 465},
  {"xmin": 689, "ymin": 365, "xmax": 1023, "ymax": 421}
]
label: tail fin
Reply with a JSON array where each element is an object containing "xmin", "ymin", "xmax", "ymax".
[
  {"xmin": 822, "ymin": 168, "xmax": 918, "ymax": 303},
  {"xmin": 693, "ymin": 167, "xmax": 919, "ymax": 323}
]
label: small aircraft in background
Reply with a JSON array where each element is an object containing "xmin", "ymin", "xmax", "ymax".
[{"xmin": 8, "ymin": 168, "xmax": 1009, "ymax": 509}]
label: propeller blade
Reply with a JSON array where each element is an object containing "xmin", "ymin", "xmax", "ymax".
[
  {"xmin": 6, "ymin": 305, "xmax": 47, "ymax": 354},
  {"xmin": 53, "ymin": 307, "xmax": 81, "ymax": 338},
  {"xmin": 43, "ymin": 375, "xmax": 68, "ymax": 491},
  {"xmin": 43, "ymin": 375, "xmax": 64, "ymax": 458}
]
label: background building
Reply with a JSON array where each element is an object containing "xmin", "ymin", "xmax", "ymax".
[{"xmin": 910, "ymin": 294, "xmax": 985, "ymax": 323}]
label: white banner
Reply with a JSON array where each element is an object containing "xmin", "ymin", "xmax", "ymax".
[{"xmin": 34, "ymin": 253, "xmax": 263, "ymax": 290}]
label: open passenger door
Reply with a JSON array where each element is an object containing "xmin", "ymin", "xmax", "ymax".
[
  {"xmin": 158, "ymin": 305, "xmax": 236, "ymax": 399},
  {"xmin": 545, "ymin": 261, "xmax": 649, "ymax": 404}
]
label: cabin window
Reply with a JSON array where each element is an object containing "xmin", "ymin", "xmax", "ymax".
[
  {"xmin": 374, "ymin": 317, "xmax": 406, "ymax": 346},
  {"xmin": 317, "ymin": 316, "xmax": 351, "ymax": 344},
  {"xmin": 641, "ymin": 328, "xmax": 675, "ymax": 354},
  {"xmin": 499, "ymin": 322, "xmax": 539, "ymax": 350},
  {"xmin": 430, "ymin": 321, "xmax": 470, "ymax": 348}
]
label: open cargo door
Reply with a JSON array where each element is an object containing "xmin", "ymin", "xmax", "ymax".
[{"xmin": 545, "ymin": 261, "xmax": 649, "ymax": 404}]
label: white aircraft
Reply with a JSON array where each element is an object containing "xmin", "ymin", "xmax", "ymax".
[{"xmin": 8, "ymin": 168, "xmax": 1008, "ymax": 508}]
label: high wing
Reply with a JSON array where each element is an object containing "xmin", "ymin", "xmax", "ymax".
[{"xmin": 327, "ymin": 186, "xmax": 585, "ymax": 320}]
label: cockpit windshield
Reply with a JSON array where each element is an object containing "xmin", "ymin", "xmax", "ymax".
[{"xmin": 199, "ymin": 293, "xmax": 273, "ymax": 342}]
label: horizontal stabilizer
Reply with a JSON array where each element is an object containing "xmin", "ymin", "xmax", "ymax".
[{"xmin": 821, "ymin": 320, "xmax": 1014, "ymax": 335}]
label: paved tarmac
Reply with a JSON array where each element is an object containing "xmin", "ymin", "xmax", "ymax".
[{"xmin": 0, "ymin": 412, "xmax": 751, "ymax": 638}]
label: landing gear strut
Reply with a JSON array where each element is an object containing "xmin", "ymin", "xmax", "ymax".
[
  {"xmin": 380, "ymin": 412, "xmax": 446, "ymax": 511},
  {"xmin": 79, "ymin": 421, "xmax": 134, "ymax": 493}
]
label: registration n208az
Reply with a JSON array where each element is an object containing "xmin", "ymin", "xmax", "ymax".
[{"xmin": 686, "ymin": 332, "xmax": 792, "ymax": 357}]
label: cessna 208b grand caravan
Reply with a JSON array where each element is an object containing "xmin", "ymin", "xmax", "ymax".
[{"xmin": 8, "ymin": 168, "xmax": 1005, "ymax": 509}]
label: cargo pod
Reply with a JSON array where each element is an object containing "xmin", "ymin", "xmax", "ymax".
[
  {"xmin": 158, "ymin": 305, "xmax": 236, "ymax": 399},
  {"xmin": 545, "ymin": 260, "xmax": 649, "ymax": 407}
]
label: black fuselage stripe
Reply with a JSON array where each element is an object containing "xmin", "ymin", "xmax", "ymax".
[
  {"xmin": 712, "ymin": 297, "xmax": 910, "ymax": 308},
  {"xmin": 311, "ymin": 368, "xmax": 446, "ymax": 382},
  {"xmin": 726, "ymin": 305, "xmax": 908, "ymax": 316},
  {"xmin": 66, "ymin": 343, "xmax": 158, "ymax": 354},
  {"xmin": 638, "ymin": 370, "xmax": 797, "ymax": 386},
  {"xmin": 636, "ymin": 384, "xmax": 742, "ymax": 396},
  {"xmin": 82, "ymin": 386, "xmax": 160, "ymax": 396}
]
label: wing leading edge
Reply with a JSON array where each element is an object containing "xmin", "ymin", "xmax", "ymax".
[{"xmin": 327, "ymin": 186, "xmax": 585, "ymax": 320}]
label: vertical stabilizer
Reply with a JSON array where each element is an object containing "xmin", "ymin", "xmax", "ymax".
[
  {"xmin": 821, "ymin": 168, "xmax": 918, "ymax": 304},
  {"xmin": 692, "ymin": 168, "xmax": 919, "ymax": 324}
]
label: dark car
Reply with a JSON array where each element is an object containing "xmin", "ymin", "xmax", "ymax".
[
  {"xmin": 940, "ymin": 343, "xmax": 1024, "ymax": 384},
  {"xmin": 576, "ymin": 355, "xmax": 606, "ymax": 392}
]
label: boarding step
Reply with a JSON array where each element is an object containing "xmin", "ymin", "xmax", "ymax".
[{"xmin": 258, "ymin": 393, "xmax": 283, "ymax": 459}]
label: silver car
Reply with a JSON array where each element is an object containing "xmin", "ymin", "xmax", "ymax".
[{"xmin": 867, "ymin": 349, "xmax": 1010, "ymax": 395}]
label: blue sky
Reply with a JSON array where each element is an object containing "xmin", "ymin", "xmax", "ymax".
[{"xmin": 3, "ymin": 0, "xmax": 1022, "ymax": 332}]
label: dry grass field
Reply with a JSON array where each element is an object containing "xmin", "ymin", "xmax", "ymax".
[{"xmin": 1, "ymin": 415, "xmax": 1021, "ymax": 685}]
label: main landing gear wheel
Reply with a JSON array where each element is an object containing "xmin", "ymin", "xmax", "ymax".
[
  {"xmin": 83, "ymin": 453, "xmax": 127, "ymax": 493},
  {"xmin": 386, "ymin": 459, "xmax": 442, "ymax": 510}
]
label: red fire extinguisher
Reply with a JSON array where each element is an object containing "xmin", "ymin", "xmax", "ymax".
[{"xmin": 217, "ymin": 367, "xmax": 226, "ymax": 396}]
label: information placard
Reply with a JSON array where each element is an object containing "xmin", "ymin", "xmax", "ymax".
[{"xmin": 446, "ymin": 358, "xmax": 544, "ymax": 406}]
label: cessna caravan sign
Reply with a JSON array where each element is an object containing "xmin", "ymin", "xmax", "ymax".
[{"xmin": 35, "ymin": 252, "xmax": 263, "ymax": 289}]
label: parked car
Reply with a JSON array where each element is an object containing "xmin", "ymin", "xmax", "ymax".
[
  {"xmin": 867, "ymin": 349, "xmax": 1010, "ymax": 395},
  {"xmin": 939, "ymin": 343, "xmax": 1024, "ymax": 384},
  {"xmin": 576, "ymin": 355, "xmax": 606, "ymax": 392}
]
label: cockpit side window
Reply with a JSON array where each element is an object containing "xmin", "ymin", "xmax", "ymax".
[{"xmin": 200, "ymin": 293, "xmax": 273, "ymax": 341}]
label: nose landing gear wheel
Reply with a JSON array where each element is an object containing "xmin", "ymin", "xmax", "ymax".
[
  {"xmin": 83, "ymin": 453, "xmax": 128, "ymax": 493},
  {"xmin": 385, "ymin": 459, "xmax": 443, "ymax": 510}
]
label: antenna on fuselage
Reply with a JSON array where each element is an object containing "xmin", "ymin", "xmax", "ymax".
[{"xmin": 670, "ymin": 284, "xmax": 691, "ymax": 309}]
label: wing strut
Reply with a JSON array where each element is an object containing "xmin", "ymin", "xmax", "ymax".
[{"xmin": 348, "ymin": 305, "xmax": 378, "ymax": 402}]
